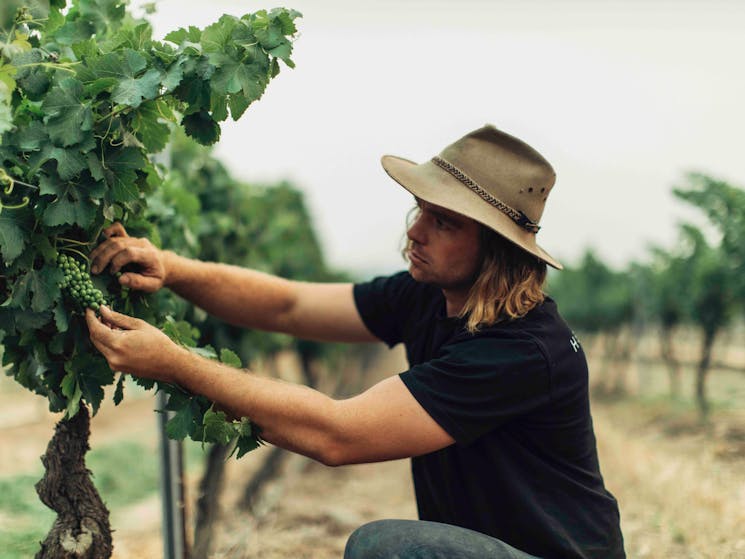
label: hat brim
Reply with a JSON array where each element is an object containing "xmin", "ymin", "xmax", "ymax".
[{"xmin": 381, "ymin": 155, "xmax": 563, "ymax": 270}]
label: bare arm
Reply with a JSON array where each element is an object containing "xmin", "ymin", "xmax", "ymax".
[
  {"xmin": 86, "ymin": 307, "xmax": 455, "ymax": 466},
  {"xmin": 163, "ymin": 252, "xmax": 376, "ymax": 343},
  {"xmin": 90, "ymin": 223, "xmax": 377, "ymax": 343}
]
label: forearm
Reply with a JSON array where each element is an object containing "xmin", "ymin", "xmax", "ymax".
[
  {"xmin": 163, "ymin": 251, "xmax": 296, "ymax": 332},
  {"xmin": 168, "ymin": 345, "xmax": 344, "ymax": 464},
  {"xmin": 161, "ymin": 251, "xmax": 374, "ymax": 343}
]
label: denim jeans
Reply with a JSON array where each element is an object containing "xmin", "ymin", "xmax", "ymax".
[{"xmin": 344, "ymin": 519, "xmax": 543, "ymax": 559}]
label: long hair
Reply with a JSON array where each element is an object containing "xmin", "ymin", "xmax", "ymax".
[{"xmin": 459, "ymin": 226, "xmax": 547, "ymax": 333}]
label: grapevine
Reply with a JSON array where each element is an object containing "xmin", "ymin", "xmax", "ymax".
[{"xmin": 0, "ymin": 0, "xmax": 301, "ymax": 447}]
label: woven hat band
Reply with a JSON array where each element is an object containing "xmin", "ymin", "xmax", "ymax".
[{"xmin": 430, "ymin": 156, "xmax": 541, "ymax": 234}]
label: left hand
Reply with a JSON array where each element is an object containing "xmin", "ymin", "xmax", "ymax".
[{"xmin": 86, "ymin": 305, "xmax": 182, "ymax": 382}]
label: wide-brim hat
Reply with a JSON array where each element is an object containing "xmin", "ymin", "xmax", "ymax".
[{"xmin": 381, "ymin": 124, "xmax": 562, "ymax": 269}]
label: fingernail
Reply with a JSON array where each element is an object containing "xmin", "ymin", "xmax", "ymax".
[
  {"xmin": 91, "ymin": 266, "xmax": 98, "ymax": 274},
  {"xmin": 120, "ymin": 276, "xmax": 129, "ymax": 285}
]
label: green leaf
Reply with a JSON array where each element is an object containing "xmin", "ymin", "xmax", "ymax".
[
  {"xmin": 132, "ymin": 100, "xmax": 172, "ymax": 152},
  {"xmin": 10, "ymin": 120, "xmax": 47, "ymax": 151},
  {"xmin": 113, "ymin": 67, "xmax": 161, "ymax": 108},
  {"xmin": 165, "ymin": 400, "xmax": 198, "ymax": 439},
  {"xmin": 10, "ymin": 272, "xmax": 33, "ymax": 309},
  {"xmin": 0, "ymin": 214, "xmax": 29, "ymax": 264},
  {"xmin": 113, "ymin": 373, "xmax": 125, "ymax": 405},
  {"xmin": 53, "ymin": 19, "xmax": 95, "ymax": 46},
  {"xmin": 202, "ymin": 407, "xmax": 235, "ymax": 445},
  {"xmin": 11, "ymin": 50, "xmax": 50, "ymax": 100},
  {"xmin": 47, "ymin": 146, "xmax": 88, "ymax": 180},
  {"xmin": 201, "ymin": 15, "xmax": 238, "ymax": 53},
  {"xmin": 43, "ymin": 194, "xmax": 97, "ymax": 227},
  {"xmin": 86, "ymin": 152, "xmax": 105, "ymax": 182},
  {"xmin": 78, "ymin": 0, "xmax": 127, "ymax": 32},
  {"xmin": 76, "ymin": 354, "xmax": 115, "ymax": 414},
  {"xmin": 219, "ymin": 348, "xmax": 242, "ymax": 368},
  {"xmin": 164, "ymin": 26, "xmax": 202, "ymax": 45},
  {"xmin": 71, "ymin": 37, "xmax": 100, "ymax": 60},
  {"xmin": 228, "ymin": 94, "xmax": 250, "ymax": 121},
  {"xmin": 182, "ymin": 111, "xmax": 220, "ymax": 146},
  {"xmin": 103, "ymin": 147, "xmax": 146, "ymax": 203},
  {"xmin": 156, "ymin": 54, "xmax": 185, "ymax": 91},
  {"xmin": 15, "ymin": 309, "xmax": 52, "ymax": 330},
  {"xmin": 42, "ymin": 78, "xmax": 94, "ymax": 147},
  {"xmin": 106, "ymin": 22, "xmax": 153, "ymax": 52},
  {"xmin": 79, "ymin": 50, "xmax": 160, "ymax": 108},
  {"xmin": 0, "ymin": 104, "xmax": 13, "ymax": 139},
  {"xmin": 61, "ymin": 369, "xmax": 82, "ymax": 419},
  {"xmin": 53, "ymin": 302, "xmax": 70, "ymax": 333},
  {"xmin": 238, "ymin": 62, "xmax": 270, "ymax": 101},
  {"xmin": 22, "ymin": 265, "xmax": 64, "ymax": 312}
]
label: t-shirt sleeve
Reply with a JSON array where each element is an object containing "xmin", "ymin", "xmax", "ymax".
[
  {"xmin": 353, "ymin": 271, "xmax": 420, "ymax": 348},
  {"xmin": 400, "ymin": 335, "xmax": 551, "ymax": 445}
]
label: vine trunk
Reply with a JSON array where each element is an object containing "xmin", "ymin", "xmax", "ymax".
[{"xmin": 35, "ymin": 405, "xmax": 113, "ymax": 559}]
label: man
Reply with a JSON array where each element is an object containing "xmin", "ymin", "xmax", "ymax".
[{"xmin": 87, "ymin": 125, "xmax": 625, "ymax": 558}]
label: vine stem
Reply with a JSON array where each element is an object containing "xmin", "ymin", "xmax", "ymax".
[
  {"xmin": 60, "ymin": 247, "xmax": 90, "ymax": 264},
  {"xmin": 12, "ymin": 178, "xmax": 40, "ymax": 190},
  {"xmin": 57, "ymin": 237, "xmax": 95, "ymax": 247},
  {"xmin": 12, "ymin": 61, "xmax": 78, "ymax": 73}
]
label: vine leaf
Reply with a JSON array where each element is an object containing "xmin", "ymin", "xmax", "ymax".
[
  {"xmin": 43, "ymin": 194, "xmax": 97, "ymax": 228},
  {"xmin": 0, "ymin": 214, "xmax": 29, "ymax": 264},
  {"xmin": 182, "ymin": 111, "xmax": 220, "ymax": 145},
  {"xmin": 61, "ymin": 369, "xmax": 83, "ymax": 418},
  {"xmin": 42, "ymin": 77, "xmax": 94, "ymax": 147},
  {"xmin": 27, "ymin": 266, "xmax": 64, "ymax": 312},
  {"xmin": 113, "ymin": 373, "xmax": 126, "ymax": 405},
  {"xmin": 219, "ymin": 348, "xmax": 242, "ymax": 368},
  {"xmin": 132, "ymin": 100, "xmax": 172, "ymax": 152},
  {"xmin": 202, "ymin": 407, "xmax": 234, "ymax": 446}
]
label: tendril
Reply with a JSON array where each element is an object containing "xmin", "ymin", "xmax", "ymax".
[
  {"xmin": 0, "ymin": 196, "xmax": 30, "ymax": 210},
  {"xmin": 0, "ymin": 170, "xmax": 39, "ymax": 211}
]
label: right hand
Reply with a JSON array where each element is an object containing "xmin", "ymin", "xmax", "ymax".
[{"xmin": 89, "ymin": 223, "xmax": 169, "ymax": 293}]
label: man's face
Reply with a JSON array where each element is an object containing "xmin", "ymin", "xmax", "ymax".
[{"xmin": 406, "ymin": 199, "xmax": 482, "ymax": 292}]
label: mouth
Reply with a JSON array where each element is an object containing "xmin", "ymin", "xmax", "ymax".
[{"xmin": 409, "ymin": 249, "xmax": 428, "ymax": 265}]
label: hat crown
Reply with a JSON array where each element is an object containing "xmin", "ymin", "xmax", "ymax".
[{"xmin": 438, "ymin": 125, "xmax": 555, "ymax": 224}]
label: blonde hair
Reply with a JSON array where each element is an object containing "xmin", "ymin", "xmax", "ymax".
[{"xmin": 459, "ymin": 227, "xmax": 547, "ymax": 333}]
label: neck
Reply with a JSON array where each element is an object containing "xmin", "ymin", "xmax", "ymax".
[{"xmin": 442, "ymin": 286, "xmax": 471, "ymax": 317}]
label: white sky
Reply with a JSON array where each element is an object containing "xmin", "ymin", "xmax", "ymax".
[{"xmin": 134, "ymin": 0, "xmax": 745, "ymax": 277}]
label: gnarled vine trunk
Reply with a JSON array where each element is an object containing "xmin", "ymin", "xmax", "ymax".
[{"xmin": 35, "ymin": 406, "xmax": 112, "ymax": 559}]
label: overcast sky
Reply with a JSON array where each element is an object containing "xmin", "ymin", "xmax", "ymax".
[{"xmin": 134, "ymin": 0, "xmax": 745, "ymax": 278}]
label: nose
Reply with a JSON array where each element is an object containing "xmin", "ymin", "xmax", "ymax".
[{"xmin": 407, "ymin": 212, "xmax": 427, "ymax": 245}]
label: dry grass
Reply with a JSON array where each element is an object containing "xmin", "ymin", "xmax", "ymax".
[{"xmin": 1, "ymin": 343, "xmax": 743, "ymax": 558}]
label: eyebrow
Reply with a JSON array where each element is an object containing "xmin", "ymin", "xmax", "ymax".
[{"xmin": 419, "ymin": 202, "xmax": 463, "ymax": 227}]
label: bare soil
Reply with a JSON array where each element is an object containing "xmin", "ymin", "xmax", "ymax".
[{"xmin": 1, "ymin": 346, "xmax": 744, "ymax": 559}]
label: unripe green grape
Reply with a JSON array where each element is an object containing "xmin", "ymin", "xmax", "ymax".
[{"xmin": 57, "ymin": 253, "xmax": 110, "ymax": 312}]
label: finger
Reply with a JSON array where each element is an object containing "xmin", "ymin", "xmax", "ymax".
[
  {"xmin": 85, "ymin": 308, "xmax": 115, "ymax": 348},
  {"xmin": 120, "ymin": 272, "xmax": 161, "ymax": 293},
  {"xmin": 90, "ymin": 238, "xmax": 132, "ymax": 274},
  {"xmin": 103, "ymin": 222, "xmax": 129, "ymax": 239},
  {"xmin": 99, "ymin": 305, "xmax": 142, "ymax": 331},
  {"xmin": 109, "ymin": 247, "xmax": 152, "ymax": 274}
]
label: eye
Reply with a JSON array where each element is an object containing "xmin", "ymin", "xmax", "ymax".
[{"xmin": 435, "ymin": 216, "xmax": 449, "ymax": 230}]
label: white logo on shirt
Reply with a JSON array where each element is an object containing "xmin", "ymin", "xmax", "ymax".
[{"xmin": 570, "ymin": 335, "xmax": 581, "ymax": 353}]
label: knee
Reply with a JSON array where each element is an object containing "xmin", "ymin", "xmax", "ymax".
[{"xmin": 344, "ymin": 519, "xmax": 400, "ymax": 559}]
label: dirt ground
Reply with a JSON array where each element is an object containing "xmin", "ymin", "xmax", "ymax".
[{"xmin": 1, "ymin": 346, "xmax": 744, "ymax": 559}]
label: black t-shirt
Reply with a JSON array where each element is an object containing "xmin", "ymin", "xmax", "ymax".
[{"xmin": 353, "ymin": 271, "xmax": 625, "ymax": 559}]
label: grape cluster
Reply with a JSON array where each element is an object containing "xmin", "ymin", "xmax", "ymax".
[{"xmin": 58, "ymin": 254, "xmax": 107, "ymax": 312}]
